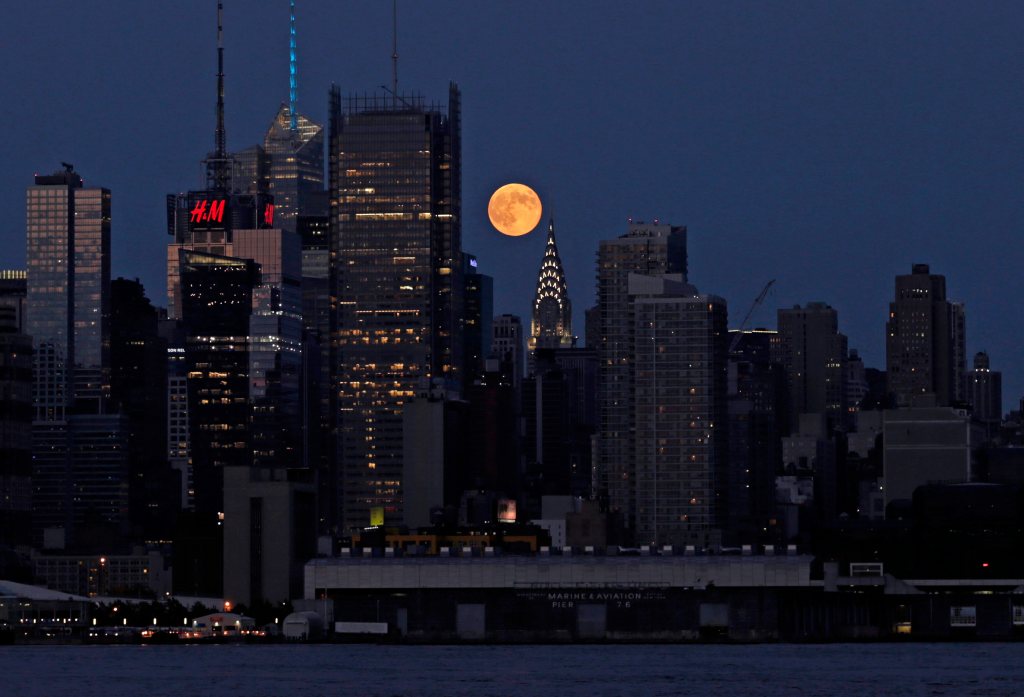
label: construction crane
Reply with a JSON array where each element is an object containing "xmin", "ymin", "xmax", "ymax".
[{"xmin": 728, "ymin": 279, "xmax": 775, "ymax": 353}]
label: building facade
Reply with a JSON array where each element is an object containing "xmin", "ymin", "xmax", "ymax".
[
  {"xmin": 886, "ymin": 264, "xmax": 961, "ymax": 407},
  {"xmin": 595, "ymin": 222, "xmax": 687, "ymax": 540},
  {"xmin": 329, "ymin": 85, "xmax": 463, "ymax": 531}
]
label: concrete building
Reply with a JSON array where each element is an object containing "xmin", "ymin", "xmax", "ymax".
[
  {"xmin": 883, "ymin": 404, "xmax": 971, "ymax": 510},
  {"xmin": 402, "ymin": 382, "xmax": 468, "ymax": 529},
  {"xmin": 223, "ymin": 466, "xmax": 316, "ymax": 606}
]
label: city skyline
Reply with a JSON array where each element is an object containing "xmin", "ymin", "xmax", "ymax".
[{"xmin": 1, "ymin": 1, "xmax": 1022, "ymax": 410}]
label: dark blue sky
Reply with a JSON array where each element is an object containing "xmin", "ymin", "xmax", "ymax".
[{"xmin": 2, "ymin": 1, "xmax": 1022, "ymax": 409}]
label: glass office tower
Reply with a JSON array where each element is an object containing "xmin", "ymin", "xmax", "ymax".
[
  {"xmin": 264, "ymin": 105, "xmax": 324, "ymax": 233},
  {"xmin": 329, "ymin": 85, "xmax": 463, "ymax": 531}
]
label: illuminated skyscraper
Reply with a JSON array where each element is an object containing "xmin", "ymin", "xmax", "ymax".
[
  {"xmin": 329, "ymin": 85, "xmax": 463, "ymax": 531},
  {"xmin": 263, "ymin": 106, "xmax": 324, "ymax": 233},
  {"xmin": 528, "ymin": 219, "xmax": 575, "ymax": 364}
]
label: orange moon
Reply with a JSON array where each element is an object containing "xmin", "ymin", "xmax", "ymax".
[{"xmin": 487, "ymin": 183, "xmax": 542, "ymax": 237}]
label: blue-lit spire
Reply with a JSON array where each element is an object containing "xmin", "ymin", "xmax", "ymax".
[{"xmin": 289, "ymin": 0, "xmax": 298, "ymax": 131}]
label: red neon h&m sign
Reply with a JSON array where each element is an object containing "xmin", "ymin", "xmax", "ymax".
[
  {"xmin": 263, "ymin": 203, "xmax": 275, "ymax": 226},
  {"xmin": 190, "ymin": 199, "xmax": 226, "ymax": 224}
]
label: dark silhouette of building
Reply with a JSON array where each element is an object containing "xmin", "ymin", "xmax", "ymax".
[
  {"xmin": 775, "ymin": 302, "xmax": 848, "ymax": 433},
  {"xmin": 0, "ymin": 270, "xmax": 27, "ymax": 331},
  {"xmin": 727, "ymin": 329, "xmax": 785, "ymax": 543},
  {"xmin": 462, "ymin": 253, "xmax": 493, "ymax": 385},
  {"xmin": 176, "ymin": 250, "xmax": 259, "ymax": 595},
  {"xmin": 328, "ymin": 85, "xmax": 464, "ymax": 532},
  {"xmin": 886, "ymin": 264, "xmax": 964, "ymax": 407},
  {"xmin": 110, "ymin": 279, "xmax": 173, "ymax": 543},
  {"xmin": 967, "ymin": 351, "xmax": 1002, "ymax": 441},
  {"xmin": 522, "ymin": 348, "xmax": 598, "ymax": 510},
  {"xmin": 298, "ymin": 214, "xmax": 333, "ymax": 531},
  {"xmin": 0, "ymin": 305, "xmax": 32, "ymax": 552},
  {"xmin": 491, "ymin": 314, "xmax": 525, "ymax": 392}
]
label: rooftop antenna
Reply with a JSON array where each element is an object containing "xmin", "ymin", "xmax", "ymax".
[
  {"xmin": 289, "ymin": 0, "xmax": 298, "ymax": 130},
  {"xmin": 205, "ymin": 1, "xmax": 231, "ymax": 191},
  {"xmin": 391, "ymin": 0, "xmax": 398, "ymax": 107}
]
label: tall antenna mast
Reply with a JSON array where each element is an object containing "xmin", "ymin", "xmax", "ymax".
[
  {"xmin": 205, "ymin": 1, "xmax": 231, "ymax": 191},
  {"xmin": 289, "ymin": 0, "xmax": 298, "ymax": 131},
  {"xmin": 216, "ymin": 1, "xmax": 226, "ymax": 161},
  {"xmin": 391, "ymin": 0, "xmax": 398, "ymax": 107}
]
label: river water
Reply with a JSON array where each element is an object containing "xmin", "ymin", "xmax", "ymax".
[{"xmin": 3, "ymin": 642, "xmax": 1023, "ymax": 696}]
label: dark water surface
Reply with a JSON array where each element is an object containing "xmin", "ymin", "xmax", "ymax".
[{"xmin": 3, "ymin": 643, "xmax": 1023, "ymax": 696}]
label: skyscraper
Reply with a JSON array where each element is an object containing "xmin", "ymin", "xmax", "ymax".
[
  {"xmin": 329, "ymin": 85, "xmax": 463, "ymax": 531},
  {"xmin": 528, "ymin": 219, "xmax": 574, "ymax": 360},
  {"xmin": 886, "ymin": 264, "xmax": 960, "ymax": 407},
  {"xmin": 179, "ymin": 250, "xmax": 260, "ymax": 517},
  {"xmin": 596, "ymin": 222, "xmax": 687, "ymax": 537},
  {"xmin": 775, "ymin": 302, "xmax": 849, "ymax": 432},
  {"xmin": 630, "ymin": 275, "xmax": 728, "ymax": 546},
  {"xmin": 27, "ymin": 166, "xmax": 111, "ymax": 418},
  {"xmin": 233, "ymin": 228, "xmax": 304, "ymax": 470},
  {"xmin": 27, "ymin": 166, "xmax": 126, "ymax": 550},
  {"xmin": 263, "ymin": 106, "xmax": 324, "ymax": 233}
]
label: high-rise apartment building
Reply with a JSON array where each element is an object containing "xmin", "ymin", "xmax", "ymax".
[
  {"xmin": 775, "ymin": 303, "xmax": 848, "ymax": 432},
  {"xmin": 630, "ymin": 275, "xmax": 728, "ymax": 545},
  {"xmin": 886, "ymin": 264, "xmax": 962, "ymax": 407},
  {"xmin": 596, "ymin": 223, "xmax": 727, "ymax": 545},
  {"xmin": 596, "ymin": 222, "xmax": 687, "ymax": 539},
  {"xmin": 329, "ymin": 85, "xmax": 463, "ymax": 531},
  {"xmin": 528, "ymin": 219, "xmax": 574, "ymax": 362}
]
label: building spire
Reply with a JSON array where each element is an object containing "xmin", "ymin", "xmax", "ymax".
[
  {"xmin": 289, "ymin": 0, "xmax": 298, "ymax": 131},
  {"xmin": 391, "ymin": 0, "xmax": 399, "ymax": 105},
  {"xmin": 205, "ymin": 1, "xmax": 231, "ymax": 191},
  {"xmin": 529, "ymin": 217, "xmax": 575, "ymax": 353}
]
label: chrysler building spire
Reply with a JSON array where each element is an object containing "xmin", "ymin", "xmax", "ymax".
[{"xmin": 529, "ymin": 218, "xmax": 575, "ymax": 354}]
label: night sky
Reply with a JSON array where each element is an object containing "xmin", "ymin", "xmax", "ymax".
[{"xmin": 2, "ymin": 1, "xmax": 1022, "ymax": 409}]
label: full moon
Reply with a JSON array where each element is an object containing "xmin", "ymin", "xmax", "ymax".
[{"xmin": 487, "ymin": 183, "xmax": 542, "ymax": 237}]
